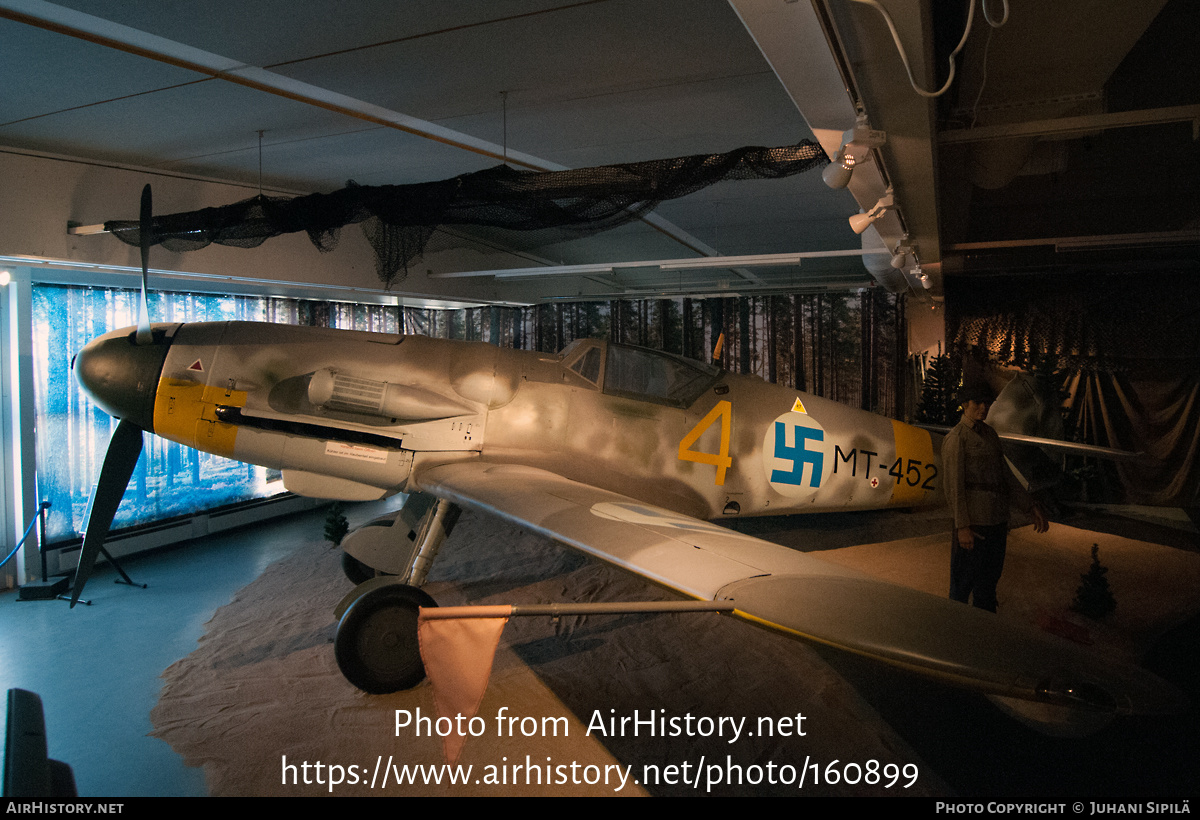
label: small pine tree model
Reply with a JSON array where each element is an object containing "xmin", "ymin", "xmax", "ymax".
[
  {"xmin": 1072, "ymin": 544, "xmax": 1116, "ymax": 619},
  {"xmin": 324, "ymin": 502, "xmax": 349, "ymax": 547},
  {"xmin": 916, "ymin": 353, "xmax": 957, "ymax": 426}
]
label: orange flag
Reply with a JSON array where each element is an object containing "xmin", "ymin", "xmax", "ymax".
[{"xmin": 417, "ymin": 606, "xmax": 511, "ymax": 765}]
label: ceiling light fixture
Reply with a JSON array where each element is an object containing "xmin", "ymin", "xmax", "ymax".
[
  {"xmin": 657, "ymin": 252, "xmax": 806, "ymax": 270},
  {"xmin": 890, "ymin": 243, "xmax": 913, "ymax": 269},
  {"xmin": 821, "ymin": 151, "xmax": 856, "ymax": 189},
  {"xmin": 914, "ymin": 264, "xmax": 932, "ymax": 290},
  {"xmin": 849, "ymin": 189, "xmax": 894, "ymax": 235},
  {"xmin": 432, "ymin": 249, "xmax": 877, "ymax": 279},
  {"xmin": 821, "ymin": 116, "xmax": 886, "ymax": 190}
]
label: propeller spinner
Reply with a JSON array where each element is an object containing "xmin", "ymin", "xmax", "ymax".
[{"xmin": 70, "ymin": 327, "xmax": 170, "ymax": 606}]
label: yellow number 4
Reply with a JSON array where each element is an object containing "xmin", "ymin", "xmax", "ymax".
[{"xmin": 678, "ymin": 400, "xmax": 732, "ymax": 485}]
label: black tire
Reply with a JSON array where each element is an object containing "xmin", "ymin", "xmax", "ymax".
[
  {"xmin": 334, "ymin": 583, "xmax": 437, "ymax": 694},
  {"xmin": 341, "ymin": 551, "xmax": 375, "ymax": 585}
]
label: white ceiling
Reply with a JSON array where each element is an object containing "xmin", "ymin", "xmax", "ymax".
[{"xmin": 1, "ymin": 0, "xmax": 1194, "ymax": 303}]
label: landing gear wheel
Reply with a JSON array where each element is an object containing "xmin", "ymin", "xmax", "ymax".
[
  {"xmin": 334, "ymin": 582, "xmax": 437, "ymax": 694},
  {"xmin": 341, "ymin": 551, "xmax": 374, "ymax": 585}
]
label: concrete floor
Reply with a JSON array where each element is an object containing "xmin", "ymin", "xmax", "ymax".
[{"xmin": 0, "ymin": 499, "xmax": 400, "ymax": 797}]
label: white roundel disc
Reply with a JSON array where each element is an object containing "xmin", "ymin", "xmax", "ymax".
[{"xmin": 762, "ymin": 411, "xmax": 830, "ymax": 501}]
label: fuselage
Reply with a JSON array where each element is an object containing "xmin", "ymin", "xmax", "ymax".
[{"xmin": 74, "ymin": 321, "xmax": 943, "ymax": 520}]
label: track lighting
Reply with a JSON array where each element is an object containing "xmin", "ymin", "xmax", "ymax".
[
  {"xmin": 890, "ymin": 244, "xmax": 913, "ymax": 269},
  {"xmin": 822, "ymin": 116, "xmax": 886, "ymax": 190},
  {"xmin": 913, "ymin": 263, "xmax": 932, "ymax": 289},
  {"xmin": 821, "ymin": 151, "xmax": 856, "ymax": 189},
  {"xmin": 849, "ymin": 189, "xmax": 894, "ymax": 234}
]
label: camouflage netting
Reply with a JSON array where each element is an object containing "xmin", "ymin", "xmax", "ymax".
[
  {"xmin": 946, "ymin": 269, "xmax": 1200, "ymax": 509},
  {"xmin": 105, "ymin": 142, "xmax": 827, "ymax": 288},
  {"xmin": 947, "ymin": 270, "xmax": 1200, "ymax": 371}
]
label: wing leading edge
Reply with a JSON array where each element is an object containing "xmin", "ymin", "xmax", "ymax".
[{"xmin": 415, "ymin": 461, "xmax": 1184, "ymax": 716}]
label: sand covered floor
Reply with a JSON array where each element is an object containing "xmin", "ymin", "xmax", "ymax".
[{"xmin": 151, "ymin": 508, "xmax": 1200, "ymax": 797}]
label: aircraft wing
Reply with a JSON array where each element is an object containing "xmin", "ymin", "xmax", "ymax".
[{"xmin": 415, "ymin": 461, "xmax": 1183, "ymax": 716}]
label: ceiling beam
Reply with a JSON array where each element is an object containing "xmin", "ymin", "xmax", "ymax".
[
  {"xmin": 0, "ymin": 0, "xmax": 545, "ymax": 168},
  {"xmin": 729, "ymin": 0, "xmax": 942, "ymax": 267},
  {"xmin": 939, "ymin": 105, "xmax": 1200, "ymax": 144},
  {"xmin": 948, "ymin": 228, "xmax": 1200, "ymax": 252}
]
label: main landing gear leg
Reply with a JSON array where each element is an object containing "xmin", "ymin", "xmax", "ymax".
[{"xmin": 333, "ymin": 496, "xmax": 461, "ymax": 694}]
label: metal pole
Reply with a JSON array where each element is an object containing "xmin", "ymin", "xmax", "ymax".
[{"xmin": 419, "ymin": 601, "xmax": 734, "ymax": 620}]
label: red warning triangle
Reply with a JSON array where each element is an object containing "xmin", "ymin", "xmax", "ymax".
[{"xmin": 188, "ymin": 359, "xmax": 204, "ymax": 372}]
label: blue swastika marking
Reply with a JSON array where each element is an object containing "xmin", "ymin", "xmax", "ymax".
[{"xmin": 771, "ymin": 422, "xmax": 824, "ymax": 488}]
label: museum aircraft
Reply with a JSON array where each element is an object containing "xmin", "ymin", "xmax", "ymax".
[{"xmin": 67, "ymin": 309, "xmax": 1187, "ymax": 730}]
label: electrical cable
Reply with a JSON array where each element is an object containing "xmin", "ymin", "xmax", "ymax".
[
  {"xmin": 981, "ymin": 0, "xmax": 1008, "ymax": 28},
  {"xmin": 848, "ymin": 0, "xmax": 1008, "ymax": 99},
  {"xmin": 970, "ymin": 22, "xmax": 996, "ymax": 127}
]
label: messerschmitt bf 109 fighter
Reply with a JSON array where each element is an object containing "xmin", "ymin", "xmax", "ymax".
[{"xmin": 71, "ymin": 318, "xmax": 1184, "ymax": 727}]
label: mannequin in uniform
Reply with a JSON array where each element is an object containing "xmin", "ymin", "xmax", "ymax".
[{"xmin": 942, "ymin": 383, "xmax": 1048, "ymax": 611}]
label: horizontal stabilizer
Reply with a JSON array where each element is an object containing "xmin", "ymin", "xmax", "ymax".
[{"xmin": 919, "ymin": 425, "xmax": 1143, "ymax": 462}]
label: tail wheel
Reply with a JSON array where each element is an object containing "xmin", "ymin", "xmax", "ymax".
[{"xmin": 334, "ymin": 582, "xmax": 436, "ymax": 694}]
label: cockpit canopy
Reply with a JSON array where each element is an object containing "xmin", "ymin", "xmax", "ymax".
[{"xmin": 560, "ymin": 338, "xmax": 722, "ymax": 409}]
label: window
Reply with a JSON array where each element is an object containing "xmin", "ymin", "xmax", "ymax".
[
  {"xmin": 602, "ymin": 343, "xmax": 720, "ymax": 408},
  {"xmin": 560, "ymin": 339, "xmax": 603, "ymax": 386}
]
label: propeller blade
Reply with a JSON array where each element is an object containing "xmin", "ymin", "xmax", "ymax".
[
  {"xmin": 136, "ymin": 184, "xmax": 153, "ymax": 345},
  {"xmin": 71, "ymin": 419, "xmax": 144, "ymax": 607}
]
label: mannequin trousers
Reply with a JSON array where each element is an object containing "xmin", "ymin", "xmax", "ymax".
[{"xmin": 949, "ymin": 523, "xmax": 1009, "ymax": 612}]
